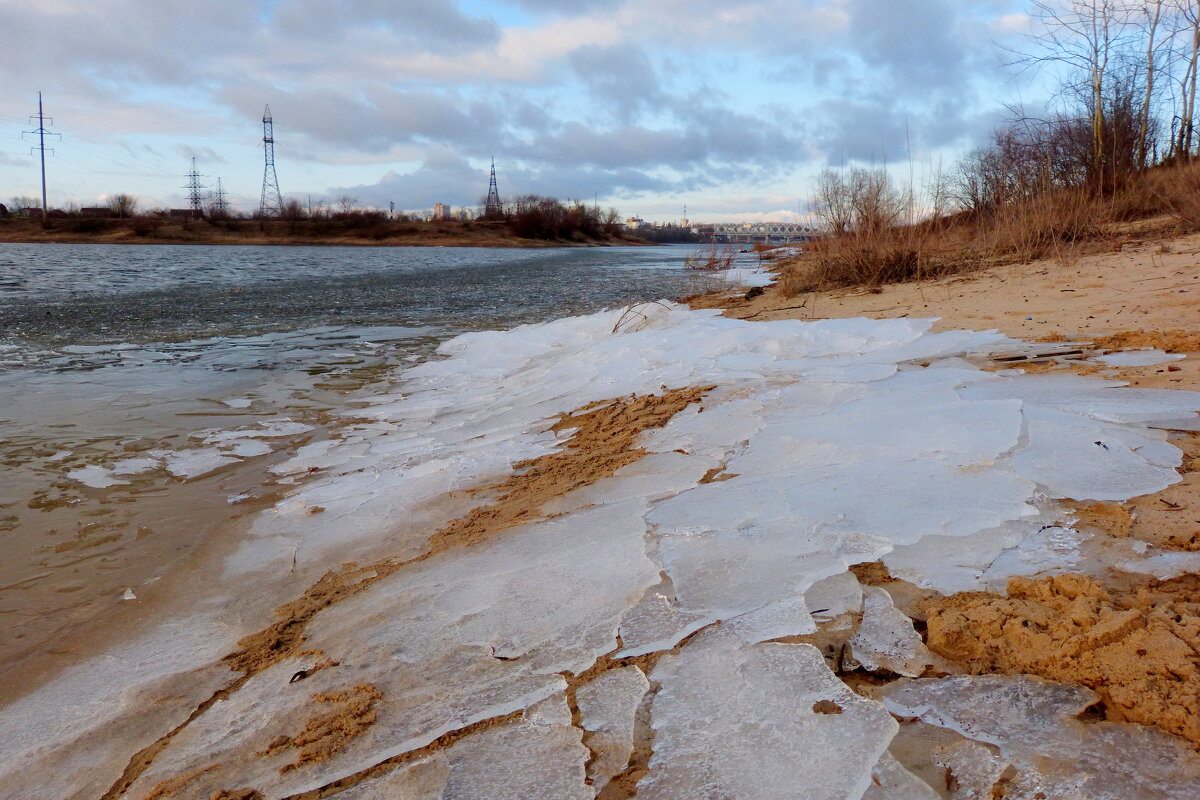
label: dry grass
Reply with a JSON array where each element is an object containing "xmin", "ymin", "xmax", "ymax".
[
  {"xmin": 780, "ymin": 161, "xmax": 1200, "ymax": 297},
  {"xmin": 684, "ymin": 242, "xmax": 739, "ymax": 271}
]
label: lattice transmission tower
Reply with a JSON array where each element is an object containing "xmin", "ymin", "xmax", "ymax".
[
  {"xmin": 259, "ymin": 104, "xmax": 283, "ymax": 217},
  {"xmin": 184, "ymin": 156, "xmax": 206, "ymax": 218},
  {"xmin": 484, "ymin": 157, "xmax": 502, "ymax": 218},
  {"xmin": 211, "ymin": 177, "xmax": 229, "ymax": 216}
]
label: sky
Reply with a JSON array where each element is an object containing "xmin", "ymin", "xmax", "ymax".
[{"xmin": 0, "ymin": 0, "xmax": 1041, "ymax": 222}]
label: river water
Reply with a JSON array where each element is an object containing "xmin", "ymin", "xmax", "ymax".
[{"xmin": 0, "ymin": 243, "xmax": 725, "ymax": 678}]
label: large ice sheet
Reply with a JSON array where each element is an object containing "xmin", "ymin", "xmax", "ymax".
[
  {"xmin": 642, "ymin": 636, "xmax": 897, "ymax": 800},
  {"xmin": 1013, "ymin": 406, "xmax": 1184, "ymax": 500}
]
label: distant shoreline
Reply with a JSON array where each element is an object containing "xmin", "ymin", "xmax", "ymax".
[{"xmin": 0, "ymin": 217, "xmax": 651, "ymax": 248}]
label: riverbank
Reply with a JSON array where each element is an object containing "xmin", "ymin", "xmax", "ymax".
[
  {"xmin": 707, "ymin": 232, "xmax": 1200, "ymax": 769},
  {"xmin": 2, "ymin": 238, "xmax": 1199, "ymax": 799},
  {"xmin": 0, "ymin": 216, "xmax": 646, "ymax": 247}
]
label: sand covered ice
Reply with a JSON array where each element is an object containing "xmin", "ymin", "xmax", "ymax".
[{"xmin": 4, "ymin": 301, "xmax": 1200, "ymax": 799}]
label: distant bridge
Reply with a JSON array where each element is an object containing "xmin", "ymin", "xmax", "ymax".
[{"xmin": 709, "ymin": 222, "xmax": 824, "ymax": 244}]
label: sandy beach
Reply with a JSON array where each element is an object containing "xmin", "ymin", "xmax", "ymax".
[{"xmin": 2, "ymin": 233, "xmax": 1199, "ymax": 800}]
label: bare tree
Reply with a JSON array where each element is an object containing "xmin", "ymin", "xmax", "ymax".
[
  {"xmin": 809, "ymin": 167, "xmax": 903, "ymax": 234},
  {"xmin": 923, "ymin": 156, "xmax": 958, "ymax": 220},
  {"xmin": 1139, "ymin": 0, "xmax": 1167, "ymax": 164},
  {"xmin": 1021, "ymin": 1, "xmax": 1138, "ymax": 181},
  {"xmin": 848, "ymin": 167, "xmax": 905, "ymax": 233},
  {"xmin": 1175, "ymin": 1, "xmax": 1200, "ymax": 158},
  {"xmin": 107, "ymin": 193, "xmax": 137, "ymax": 218},
  {"xmin": 809, "ymin": 169, "xmax": 854, "ymax": 235}
]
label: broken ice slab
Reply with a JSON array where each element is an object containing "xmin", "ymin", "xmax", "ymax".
[
  {"xmin": 860, "ymin": 752, "xmax": 941, "ymax": 800},
  {"xmin": 883, "ymin": 675, "xmax": 1200, "ymax": 799},
  {"xmin": 110, "ymin": 455, "xmax": 161, "ymax": 475},
  {"xmin": 933, "ymin": 741, "xmax": 1009, "ymax": 800},
  {"xmin": 640, "ymin": 638, "xmax": 896, "ymax": 800},
  {"xmin": 805, "ymin": 570, "xmax": 864, "ymax": 620},
  {"xmin": 1096, "ymin": 349, "xmax": 1185, "ymax": 368},
  {"xmin": 336, "ymin": 694, "xmax": 591, "ymax": 800},
  {"xmin": 615, "ymin": 574, "xmax": 711, "ymax": 659},
  {"xmin": 880, "ymin": 511, "xmax": 1105, "ymax": 595},
  {"xmin": 717, "ymin": 594, "xmax": 819, "ymax": 645},
  {"xmin": 1012, "ymin": 405, "xmax": 1184, "ymax": 500},
  {"xmin": 122, "ymin": 501, "xmax": 660, "ymax": 799},
  {"xmin": 848, "ymin": 587, "xmax": 938, "ymax": 677},
  {"xmin": 223, "ymin": 438, "xmax": 273, "ymax": 458},
  {"xmin": 958, "ymin": 373, "xmax": 1200, "ymax": 427},
  {"xmin": 883, "ymin": 675, "xmax": 1098, "ymax": 753},
  {"xmin": 197, "ymin": 419, "xmax": 314, "ymax": 444},
  {"xmin": 576, "ymin": 666, "xmax": 650, "ymax": 790},
  {"xmin": 152, "ymin": 447, "xmax": 241, "ymax": 479}
]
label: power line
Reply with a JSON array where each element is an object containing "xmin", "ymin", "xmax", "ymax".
[
  {"xmin": 259, "ymin": 104, "xmax": 283, "ymax": 217},
  {"xmin": 22, "ymin": 91, "xmax": 61, "ymax": 221}
]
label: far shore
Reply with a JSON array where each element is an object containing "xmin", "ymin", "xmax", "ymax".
[{"xmin": 0, "ymin": 216, "xmax": 653, "ymax": 248}]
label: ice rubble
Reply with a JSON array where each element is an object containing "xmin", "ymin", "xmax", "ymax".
[
  {"xmin": 884, "ymin": 676, "xmax": 1200, "ymax": 799},
  {"xmin": 9, "ymin": 302, "xmax": 1200, "ymax": 799}
]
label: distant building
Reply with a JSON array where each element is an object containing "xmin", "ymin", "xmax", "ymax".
[
  {"xmin": 432, "ymin": 202, "xmax": 450, "ymax": 221},
  {"xmin": 81, "ymin": 207, "xmax": 116, "ymax": 219},
  {"xmin": 625, "ymin": 217, "xmax": 646, "ymax": 229}
]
